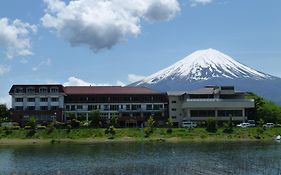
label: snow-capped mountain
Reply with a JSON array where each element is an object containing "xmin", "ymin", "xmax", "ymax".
[{"xmin": 131, "ymin": 48, "xmax": 281, "ymax": 104}]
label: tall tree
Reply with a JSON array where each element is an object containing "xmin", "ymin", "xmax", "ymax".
[
  {"xmin": 89, "ymin": 110, "xmax": 101, "ymax": 128},
  {"xmin": 0, "ymin": 104, "xmax": 9, "ymax": 122}
]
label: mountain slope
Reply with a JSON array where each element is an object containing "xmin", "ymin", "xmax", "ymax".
[{"xmin": 131, "ymin": 49, "xmax": 281, "ymax": 104}]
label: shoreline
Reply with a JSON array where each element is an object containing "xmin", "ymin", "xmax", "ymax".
[{"xmin": 0, "ymin": 137, "xmax": 276, "ymax": 145}]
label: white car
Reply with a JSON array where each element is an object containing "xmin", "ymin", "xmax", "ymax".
[
  {"xmin": 263, "ymin": 123, "xmax": 275, "ymax": 128},
  {"xmin": 182, "ymin": 121, "xmax": 197, "ymax": 128},
  {"xmin": 237, "ymin": 122, "xmax": 250, "ymax": 128}
]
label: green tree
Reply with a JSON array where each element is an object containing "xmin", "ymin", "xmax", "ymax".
[
  {"xmin": 26, "ymin": 116, "xmax": 37, "ymax": 137},
  {"xmin": 166, "ymin": 117, "xmax": 173, "ymax": 134},
  {"xmin": 0, "ymin": 104, "xmax": 9, "ymax": 122},
  {"xmin": 223, "ymin": 116, "xmax": 233, "ymax": 134},
  {"xmin": 206, "ymin": 118, "xmax": 217, "ymax": 133},
  {"xmin": 89, "ymin": 110, "xmax": 101, "ymax": 128},
  {"xmin": 108, "ymin": 113, "xmax": 118, "ymax": 128},
  {"xmin": 104, "ymin": 113, "xmax": 118, "ymax": 139},
  {"xmin": 145, "ymin": 116, "xmax": 155, "ymax": 137}
]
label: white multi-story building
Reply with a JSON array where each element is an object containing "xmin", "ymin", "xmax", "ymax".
[{"xmin": 168, "ymin": 86, "xmax": 255, "ymax": 127}]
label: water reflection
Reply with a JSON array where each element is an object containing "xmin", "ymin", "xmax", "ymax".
[{"xmin": 0, "ymin": 141, "xmax": 281, "ymax": 175}]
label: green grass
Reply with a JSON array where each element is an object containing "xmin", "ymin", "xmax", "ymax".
[{"xmin": 0, "ymin": 127, "xmax": 281, "ymax": 141}]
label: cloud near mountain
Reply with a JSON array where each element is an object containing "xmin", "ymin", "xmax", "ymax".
[{"xmin": 41, "ymin": 0, "xmax": 180, "ymax": 52}]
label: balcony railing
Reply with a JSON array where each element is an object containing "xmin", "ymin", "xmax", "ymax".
[{"xmin": 186, "ymin": 98, "xmax": 254, "ymax": 102}]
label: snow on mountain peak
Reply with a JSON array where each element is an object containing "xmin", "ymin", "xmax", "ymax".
[{"xmin": 137, "ymin": 48, "xmax": 272, "ymax": 85}]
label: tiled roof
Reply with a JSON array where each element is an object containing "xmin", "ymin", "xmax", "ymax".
[
  {"xmin": 63, "ymin": 86, "xmax": 164, "ymax": 95},
  {"xmin": 9, "ymin": 84, "xmax": 64, "ymax": 93}
]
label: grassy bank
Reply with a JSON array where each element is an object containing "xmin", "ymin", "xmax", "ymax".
[{"xmin": 0, "ymin": 127, "xmax": 281, "ymax": 144}]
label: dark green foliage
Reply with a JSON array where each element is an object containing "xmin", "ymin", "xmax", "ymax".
[
  {"xmin": 206, "ymin": 118, "xmax": 217, "ymax": 133},
  {"xmin": 0, "ymin": 104, "xmax": 9, "ymax": 122},
  {"xmin": 89, "ymin": 110, "xmax": 101, "ymax": 128},
  {"xmin": 26, "ymin": 116, "xmax": 37, "ymax": 137},
  {"xmin": 68, "ymin": 119, "xmax": 80, "ymax": 128},
  {"xmin": 166, "ymin": 117, "xmax": 173, "ymax": 134},
  {"xmin": 247, "ymin": 93, "xmax": 281, "ymax": 123},
  {"xmin": 223, "ymin": 116, "xmax": 234, "ymax": 134},
  {"xmin": 105, "ymin": 126, "xmax": 116, "ymax": 139},
  {"xmin": 145, "ymin": 116, "xmax": 155, "ymax": 137},
  {"xmin": 108, "ymin": 114, "xmax": 118, "ymax": 128},
  {"xmin": 255, "ymin": 119, "xmax": 265, "ymax": 139}
]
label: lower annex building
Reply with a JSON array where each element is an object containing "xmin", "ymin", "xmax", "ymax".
[{"xmin": 9, "ymin": 85, "xmax": 255, "ymax": 127}]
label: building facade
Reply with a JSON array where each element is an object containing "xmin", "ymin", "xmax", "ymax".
[
  {"xmin": 9, "ymin": 85, "xmax": 255, "ymax": 127},
  {"xmin": 9, "ymin": 85, "xmax": 169, "ymax": 127},
  {"xmin": 9, "ymin": 85, "xmax": 65, "ymax": 123},
  {"xmin": 168, "ymin": 86, "xmax": 255, "ymax": 127}
]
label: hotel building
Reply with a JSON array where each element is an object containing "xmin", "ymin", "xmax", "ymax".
[
  {"xmin": 9, "ymin": 85, "xmax": 254, "ymax": 127},
  {"xmin": 9, "ymin": 85, "xmax": 168, "ymax": 127},
  {"xmin": 168, "ymin": 86, "xmax": 255, "ymax": 127}
]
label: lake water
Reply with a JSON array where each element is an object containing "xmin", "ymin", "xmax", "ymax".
[{"xmin": 0, "ymin": 141, "xmax": 281, "ymax": 175}]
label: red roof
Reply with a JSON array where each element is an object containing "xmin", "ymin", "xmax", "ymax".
[{"xmin": 63, "ymin": 86, "xmax": 164, "ymax": 95}]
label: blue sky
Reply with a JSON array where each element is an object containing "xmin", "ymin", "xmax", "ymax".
[{"xmin": 0, "ymin": 0, "xmax": 281, "ymax": 106}]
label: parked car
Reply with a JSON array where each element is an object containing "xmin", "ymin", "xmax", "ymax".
[
  {"xmin": 263, "ymin": 123, "xmax": 275, "ymax": 128},
  {"xmin": 247, "ymin": 120, "xmax": 256, "ymax": 127},
  {"xmin": 237, "ymin": 122, "xmax": 250, "ymax": 128},
  {"xmin": 182, "ymin": 121, "xmax": 197, "ymax": 128}
]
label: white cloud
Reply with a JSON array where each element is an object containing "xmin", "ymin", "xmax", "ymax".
[
  {"xmin": 0, "ymin": 65, "xmax": 10, "ymax": 76},
  {"xmin": 32, "ymin": 58, "xmax": 51, "ymax": 71},
  {"xmin": 0, "ymin": 95, "xmax": 11, "ymax": 108},
  {"xmin": 128, "ymin": 73, "xmax": 146, "ymax": 83},
  {"xmin": 63, "ymin": 76, "xmax": 125, "ymax": 86},
  {"xmin": 41, "ymin": 0, "xmax": 180, "ymax": 52},
  {"xmin": 0, "ymin": 18, "xmax": 37, "ymax": 59},
  {"xmin": 189, "ymin": 0, "xmax": 213, "ymax": 7}
]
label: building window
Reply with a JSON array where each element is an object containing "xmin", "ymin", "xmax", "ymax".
[
  {"xmin": 172, "ymin": 116, "xmax": 177, "ymax": 119},
  {"xmin": 218, "ymin": 110, "xmax": 243, "ymax": 117},
  {"xmin": 171, "ymin": 100, "xmax": 177, "ymax": 104},
  {"xmin": 104, "ymin": 105, "xmax": 109, "ymax": 111},
  {"xmin": 15, "ymin": 106, "xmax": 23, "ymax": 110},
  {"xmin": 126, "ymin": 105, "xmax": 130, "ymax": 110},
  {"xmin": 40, "ymin": 98, "xmax": 48, "ymax": 102},
  {"xmin": 50, "ymin": 87, "xmax": 59, "ymax": 93},
  {"xmin": 190, "ymin": 110, "xmax": 215, "ymax": 117},
  {"xmin": 15, "ymin": 98, "xmax": 23, "ymax": 102},
  {"xmin": 71, "ymin": 105, "xmax": 75, "ymax": 111},
  {"xmin": 77, "ymin": 105, "xmax": 83, "ymax": 110},
  {"xmin": 15, "ymin": 88, "xmax": 24, "ymax": 93},
  {"xmin": 88, "ymin": 105, "xmax": 97, "ymax": 111},
  {"xmin": 66, "ymin": 105, "xmax": 70, "ymax": 111},
  {"xmin": 132, "ymin": 104, "xmax": 141, "ymax": 111},
  {"xmin": 110, "ymin": 105, "xmax": 119, "ymax": 111},
  {"xmin": 51, "ymin": 97, "xmax": 59, "ymax": 102},
  {"xmin": 172, "ymin": 108, "xmax": 177, "ymax": 111},
  {"xmin": 51, "ymin": 106, "xmax": 59, "ymax": 110},
  {"xmin": 153, "ymin": 104, "xmax": 163, "ymax": 110},
  {"xmin": 40, "ymin": 106, "xmax": 48, "ymax": 110},
  {"xmin": 27, "ymin": 106, "xmax": 35, "ymax": 110},
  {"xmin": 146, "ymin": 104, "xmax": 152, "ymax": 110},
  {"xmin": 39, "ymin": 87, "xmax": 48, "ymax": 93},
  {"xmin": 27, "ymin": 98, "xmax": 35, "ymax": 102},
  {"xmin": 27, "ymin": 87, "xmax": 35, "ymax": 93}
]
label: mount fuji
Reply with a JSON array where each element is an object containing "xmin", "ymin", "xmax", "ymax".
[{"xmin": 131, "ymin": 49, "xmax": 281, "ymax": 104}]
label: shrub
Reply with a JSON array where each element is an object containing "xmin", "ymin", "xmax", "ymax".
[
  {"xmin": 37, "ymin": 126, "xmax": 47, "ymax": 129},
  {"xmin": 89, "ymin": 110, "xmax": 101, "ymax": 128},
  {"xmin": 24, "ymin": 126, "xmax": 32, "ymax": 130},
  {"xmin": 206, "ymin": 118, "xmax": 217, "ymax": 133},
  {"xmin": 105, "ymin": 126, "xmax": 116, "ymax": 139},
  {"xmin": 145, "ymin": 116, "xmax": 155, "ymax": 137},
  {"xmin": 68, "ymin": 119, "xmax": 80, "ymax": 128},
  {"xmin": 66, "ymin": 124, "xmax": 72, "ymax": 133},
  {"xmin": 223, "ymin": 117, "xmax": 234, "ymax": 134},
  {"xmin": 166, "ymin": 117, "xmax": 173, "ymax": 134}
]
